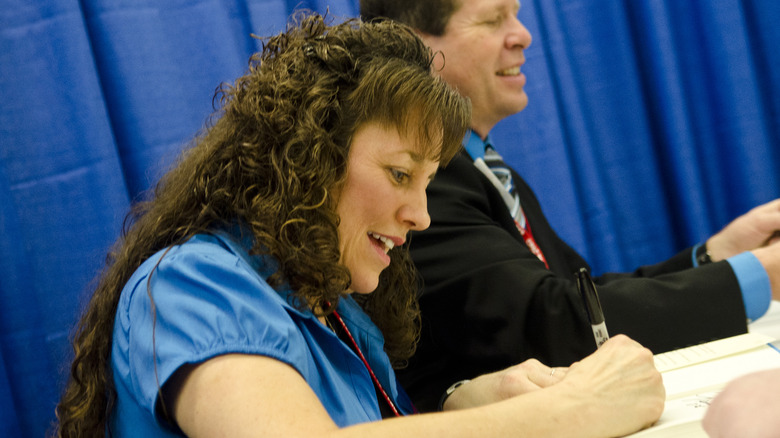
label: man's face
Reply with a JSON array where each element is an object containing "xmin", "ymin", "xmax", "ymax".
[{"xmin": 422, "ymin": 0, "xmax": 532, "ymax": 136}]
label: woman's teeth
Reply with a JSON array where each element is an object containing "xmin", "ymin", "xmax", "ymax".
[{"xmin": 369, "ymin": 232, "xmax": 395, "ymax": 253}]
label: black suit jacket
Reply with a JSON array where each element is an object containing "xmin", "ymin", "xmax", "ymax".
[{"xmin": 399, "ymin": 151, "xmax": 748, "ymax": 411}]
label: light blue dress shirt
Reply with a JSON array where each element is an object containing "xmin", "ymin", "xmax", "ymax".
[{"xmin": 109, "ymin": 229, "xmax": 413, "ymax": 436}]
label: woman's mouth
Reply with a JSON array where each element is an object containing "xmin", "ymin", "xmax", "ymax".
[{"xmin": 368, "ymin": 232, "xmax": 395, "ymax": 253}]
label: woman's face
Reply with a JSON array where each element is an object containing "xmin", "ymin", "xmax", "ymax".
[{"xmin": 336, "ymin": 121, "xmax": 439, "ymax": 294}]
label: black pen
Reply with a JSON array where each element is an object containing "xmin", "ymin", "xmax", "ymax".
[{"xmin": 576, "ymin": 267, "xmax": 609, "ymax": 348}]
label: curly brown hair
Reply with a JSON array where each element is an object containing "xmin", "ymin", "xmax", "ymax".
[{"xmin": 54, "ymin": 12, "xmax": 469, "ymax": 437}]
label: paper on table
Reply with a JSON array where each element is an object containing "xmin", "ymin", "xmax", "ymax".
[
  {"xmin": 661, "ymin": 343, "xmax": 780, "ymax": 400},
  {"xmin": 654, "ymin": 332, "xmax": 775, "ymax": 373},
  {"xmin": 624, "ymin": 304, "xmax": 780, "ymax": 437},
  {"xmin": 628, "ymin": 392, "xmax": 717, "ymax": 437},
  {"xmin": 625, "ymin": 335, "xmax": 780, "ymax": 437}
]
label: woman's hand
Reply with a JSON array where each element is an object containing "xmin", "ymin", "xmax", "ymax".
[
  {"xmin": 447, "ymin": 335, "xmax": 664, "ymax": 437},
  {"xmin": 555, "ymin": 335, "xmax": 665, "ymax": 437},
  {"xmin": 442, "ymin": 359, "xmax": 567, "ymax": 410}
]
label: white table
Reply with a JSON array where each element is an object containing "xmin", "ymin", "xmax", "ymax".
[{"xmin": 749, "ymin": 300, "xmax": 780, "ymax": 343}]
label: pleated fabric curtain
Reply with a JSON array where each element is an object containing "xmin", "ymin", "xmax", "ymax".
[
  {"xmin": 1, "ymin": 0, "xmax": 778, "ymax": 436},
  {"xmin": 0, "ymin": 1, "xmax": 357, "ymax": 435},
  {"xmin": 498, "ymin": 0, "xmax": 780, "ymax": 272}
]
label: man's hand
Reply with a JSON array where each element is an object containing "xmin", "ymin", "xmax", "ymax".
[{"xmin": 706, "ymin": 199, "xmax": 780, "ymax": 261}]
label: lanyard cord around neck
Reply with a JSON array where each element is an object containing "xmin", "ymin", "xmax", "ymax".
[{"xmin": 329, "ymin": 309, "xmax": 402, "ymax": 417}]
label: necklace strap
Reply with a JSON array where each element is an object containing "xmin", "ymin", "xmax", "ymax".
[{"xmin": 330, "ymin": 310, "xmax": 402, "ymax": 417}]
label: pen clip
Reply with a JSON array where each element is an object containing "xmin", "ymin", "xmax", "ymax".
[{"xmin": 576, "ymin": 267, "xmax": 604, "ymax": 324}]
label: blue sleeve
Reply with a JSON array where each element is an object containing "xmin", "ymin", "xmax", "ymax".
[
  {"xmin": 113, "ymin": 238, "xmax": 308, "ymax": 424},
  {"xmin": 725, "ymin": 252, "xmax": 772, "ymax": 322}
]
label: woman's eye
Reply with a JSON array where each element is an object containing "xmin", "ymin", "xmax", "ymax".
[{"xmin": 390, "ymin": 169, "xmax": 410, "ymax": 184}]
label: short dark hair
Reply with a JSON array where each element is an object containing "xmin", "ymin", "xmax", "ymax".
[{"xmin": 360, "ymin": 0, "xmax": 460, "ymax": 36}]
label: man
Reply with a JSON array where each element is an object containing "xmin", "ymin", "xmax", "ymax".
[{"xmin": 360, "ymin": 0, "xmax": 780, "ymax": 412}]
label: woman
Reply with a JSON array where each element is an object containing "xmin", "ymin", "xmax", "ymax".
[{"xmin": 55, "ymin": 13, "xmax": 664, "ymax": 437}]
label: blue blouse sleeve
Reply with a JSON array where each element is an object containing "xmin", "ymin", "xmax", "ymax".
[{"xmin": 112, "ymin": 235, "xmax": 308, "ymax": 425}]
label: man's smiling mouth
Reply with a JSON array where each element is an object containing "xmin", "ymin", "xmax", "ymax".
[{"xmin": 497, "ymin": 66, "xmax": 521, "ymax": 76}]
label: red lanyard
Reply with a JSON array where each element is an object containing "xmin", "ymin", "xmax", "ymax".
[
  {"xmin": 515, "ymin": 218, "xmax": 549, "ymax": 269},
  {"xmin": 330, "ymin": 310, "xmax": 402, "ymax": 417},
  {"xmin": 473, "ymin": 153, "xmax": 549, "ymax": 270}
]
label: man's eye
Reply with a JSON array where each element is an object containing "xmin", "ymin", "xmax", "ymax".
[{"xmin": 484, "ymin": 15, "xmax": 503, "ymax": 26}]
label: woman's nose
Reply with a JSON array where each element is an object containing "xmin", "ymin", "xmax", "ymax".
[{"xmin": 398, "ymin": 191, "xmax": 431, "ymax": 231}]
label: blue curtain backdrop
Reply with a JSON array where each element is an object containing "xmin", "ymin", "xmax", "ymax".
[{"xmin": 1, "ymin": 0, "xmax": 778, "ymax": 435}]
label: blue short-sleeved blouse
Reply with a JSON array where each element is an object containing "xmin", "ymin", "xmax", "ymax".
[{"xmin": 109, "ymin": 230, "xmax": 414, "ymax": 436}]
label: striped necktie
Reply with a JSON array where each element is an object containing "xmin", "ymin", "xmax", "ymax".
[{"xmin": 478, "ymin": 140, "xmax": 549, "ymax": 268}]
